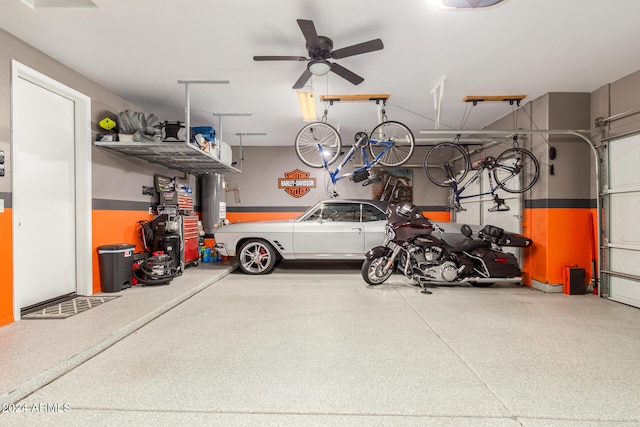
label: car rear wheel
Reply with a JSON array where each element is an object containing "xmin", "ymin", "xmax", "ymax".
[{"xmin": 238, "ymin": 239, "xmax": 277, "ymax": 274}]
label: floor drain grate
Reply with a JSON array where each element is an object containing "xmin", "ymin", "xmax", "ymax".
[{"xmin": 22, "ymin": 296, "xmax": 119, "ymax": 319}]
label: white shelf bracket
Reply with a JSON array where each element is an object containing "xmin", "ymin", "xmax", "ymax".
[
  {"xmin": 431, "ymin": 76, "xmax": 446, "ymax": 130},
  {"xmin": 177, "ymin": 79, "xmax": 229, "ymax": 150}
]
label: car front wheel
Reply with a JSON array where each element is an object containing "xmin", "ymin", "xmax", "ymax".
[{"xmin": 238, "ymin": 239, "xmax": 277, "ymax": 274}]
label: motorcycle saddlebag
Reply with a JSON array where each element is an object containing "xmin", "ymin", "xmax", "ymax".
[
  {"xmin": 473, "ymin": 248, "xmax": 522, "ymax": 277},
  {"xmin": 479, "ymin": 225, "xmax": 532, "ymax": 247},
  {"xmin": 497, "ymin": 232, "xmax": 532, "ymax": 248}
]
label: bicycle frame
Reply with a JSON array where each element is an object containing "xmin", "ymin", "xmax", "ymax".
[
  {"xmin": 448, "ymin": 166, "xmax": 502, "ymax": 209},
  {"xmin": 319, "ymin": 139, "xmax": 394, "ymax": 184}
]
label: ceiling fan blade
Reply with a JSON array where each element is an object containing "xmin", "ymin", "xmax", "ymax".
[
  {"xmin": 331, "ymin": 39, "xmax": 384, "ymax": 59},
  {"xmin": 297, "ymin": 19, "xmax": 321, "ymax": 51},
  {"xmin": 330, "ymin": 63, "xmax": 364, "ymax": 85},
  {"xmin": 292, "ymin": 68, "xmax": 313, "ymax": 89},
  {"xmin": 253, "ymin": 55, "xmax": 308, "ymax": 61}
]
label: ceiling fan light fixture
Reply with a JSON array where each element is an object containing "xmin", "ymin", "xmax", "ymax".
[
  {"xmin": 437, "ymin": 0, "xmax": 505, "ymax": 9},
  {"xmin": 19, "ymin": 0, "xmax": 98, "ymax": 8},
  {"xmin": 297, "ymin": 91, "xmax": 317, "ymax": 122},
  {"xmin": 308, "ymin": 60, "xmax": 331, "ymax": 76}
]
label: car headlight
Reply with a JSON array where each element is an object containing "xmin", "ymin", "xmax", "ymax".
[{"xmin": 385, "ymin": 225, "xmax": 396, "ymax": 240}]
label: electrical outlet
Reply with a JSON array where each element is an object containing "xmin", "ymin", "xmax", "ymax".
[
  {"xmin": 148, "ymin": 206, "xmax": 154, "ymax": 214},
  {"xmin": 0, "ymin": 164, "xmax": 4, "ymax": 177}
]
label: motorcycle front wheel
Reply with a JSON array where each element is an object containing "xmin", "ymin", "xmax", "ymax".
[{"xmin": 362, "ymin": 256, "xmax": 394, "ymax": 285}]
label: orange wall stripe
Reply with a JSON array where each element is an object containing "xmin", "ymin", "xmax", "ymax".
[
  {"xmin": 524, "ymin": 207, "xmax": 596, "ymax": 288},
  {"xmin": 422, "ymin": 211, "xmax": 451, "ymax": 222},
  {"xmin": 0, "ymin": 208, "xmax": 14, "ymax": 326},
  {"xmin": 92, "ymin": 210, "xmax": 153, "ymax": 293}
]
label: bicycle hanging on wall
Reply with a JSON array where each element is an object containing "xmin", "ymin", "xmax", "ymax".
[
  {"xmin": 423, "ymin": 135, "xmax": 540, "ymax": 211},
  {"xmin": 294, "ymin": 98, "xmax": 415, "ymax": 198}
]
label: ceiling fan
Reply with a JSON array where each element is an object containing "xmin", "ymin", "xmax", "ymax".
[{"xmin": 253, "ymin": 19, "xmax": 384, "ymax": 89}]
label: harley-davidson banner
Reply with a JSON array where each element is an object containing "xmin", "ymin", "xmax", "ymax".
[{"xmin": 278, "ymin": 169, "xmax": 316, "ymax": 198}]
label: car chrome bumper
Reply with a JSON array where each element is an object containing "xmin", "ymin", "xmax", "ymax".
[{"xmin": 215, "ymin": 243, "xmax": 234, "ymax": 257}]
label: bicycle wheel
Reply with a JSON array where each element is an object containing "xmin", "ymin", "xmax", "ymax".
[
  {"xmin": 423, "ymin": 142, "xmax": 470, "ymax": 187},
  {"xmin": 493, "ymin": 147, "xmax": 540, "ymax": 193},
  {"xmin": 367, "ymin": 121, "xmax": 415, "ymax": 167},
  {"xmin": 294, "ymin": 122, "xmax": 342, "ymax": 168}
]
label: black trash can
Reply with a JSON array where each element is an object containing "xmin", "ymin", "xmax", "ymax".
[
  {"xmin": 97, "ymin": 244, "xmax": 136, "ymax": 293},
  {"xmin": 154, "ymin": 233, "xmax": 181, "ymax": 270}
]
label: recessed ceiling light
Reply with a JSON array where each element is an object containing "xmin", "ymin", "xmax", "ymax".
[
  {"xmin": 19, "ymin": 0, "xmax": 97, "ymax": 9},
  {"xmin": 438, "ymin": 0, "xmax": 505, "ymax": 9}
]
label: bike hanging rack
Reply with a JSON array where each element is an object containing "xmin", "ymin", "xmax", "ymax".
[
  {"xmin": 462, "ymin": 95, "xmax": 527, "ymax": 107},
  {"xmin": 319, "ymin": 93, "xmax": 391, "ymax": 123},
  {"xmin": 319, "ymin": 94, "xmax": 390, "ymax": 104},
  {"xmin": 419, "ymin": 128, "xmax": 601, "ymax": 294},
  {"xmin": 318, "ymin": 93, "xmax": 394, "ymax": 168}
]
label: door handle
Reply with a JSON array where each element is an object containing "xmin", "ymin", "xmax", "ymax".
[{"xmin": 352, "ymin": 227, "xmax": 362, "ymax": 233}]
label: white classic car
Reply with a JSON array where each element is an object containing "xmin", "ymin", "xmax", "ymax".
[{"xmin": 214, "ymin": 199, "xmax": 390, "ymax": 274}]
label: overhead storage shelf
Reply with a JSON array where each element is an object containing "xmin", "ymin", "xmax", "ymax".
[{"xmin": 94, "ymin": 140, "xmax": 240, "ymax": 175}]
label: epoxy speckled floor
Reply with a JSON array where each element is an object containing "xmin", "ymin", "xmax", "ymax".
[{"xmin": 1, "ymin": 260, "xmax": 640, "ymax": 426}]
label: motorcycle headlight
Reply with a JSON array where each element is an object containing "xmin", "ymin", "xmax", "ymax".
[{"xmin": 385, "ymin": 225, "xmax": 396, "ymax": 240}]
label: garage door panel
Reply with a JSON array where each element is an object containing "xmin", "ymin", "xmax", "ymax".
[
  {"xmin": 609, "ymin": 134, "xmax": 640, "ymax": 189},
  {"xmin": 609, "ymin": 193, "xmax": 640, "ymax": 245},
  {"xmin": 454, "ymin": 200, "xmax": 481, "ymax": 225},
  {"xmin": 610, "ymin": 248, "xmax": 640, "ymax": 276},
  {"xmin": 609, "ymin": 276, "xmax": 640, "ymax": 308},
  {"xmin": 606, "ymin": 133, "xmax": 640, "ymax": 308}
]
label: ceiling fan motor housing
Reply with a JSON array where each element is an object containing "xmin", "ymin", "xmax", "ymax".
[{"xmin": 308, "ymin": 36, "xmax": 333, "ymax": 58}]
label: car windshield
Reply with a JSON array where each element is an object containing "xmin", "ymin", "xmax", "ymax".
[{"xmin": 296, "ymin": 202, "xmax": 387, "ymax": 222}]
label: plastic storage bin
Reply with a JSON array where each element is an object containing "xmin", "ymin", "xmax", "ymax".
[{"xmin": 97, "ymin": 244, "xmax": 136, "ymax": 293}]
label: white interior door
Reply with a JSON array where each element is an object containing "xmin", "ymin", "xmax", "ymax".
[
  {"xmin": 13, "ymin": 76, "xmax": 77, "ymax": 309},
  {"xmin": 606, "ymin": 133, "xmax": 640, "ymax": 308},
  {"xmin": 454, "ymin": 167, "xmax": 523, "ymax": 260}
]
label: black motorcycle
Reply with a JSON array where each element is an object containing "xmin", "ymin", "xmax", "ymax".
[{"xmin": 362, "ymin": 202, "xmax": 532, "ymax": 293}]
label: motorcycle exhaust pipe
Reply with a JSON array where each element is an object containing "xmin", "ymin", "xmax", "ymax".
[
  {"xmin": 422, "ymin": 277, "xmax": 523, "ymax": 285},
  {"xmin": 462, "ymin": 277, "xmax": 523, "ymax": 284}
]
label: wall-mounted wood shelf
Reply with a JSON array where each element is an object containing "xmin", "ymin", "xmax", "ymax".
[
  {"xmin": 463, "ymin": 95, "xmax": 526, "ymax": 106},
  {"xmin": 320, "ymin": 94, "xmax": 390, "ymax": 103},
  {"xmin": 94, "ymin": 140, "xmax": 240, "ymax": 175}
]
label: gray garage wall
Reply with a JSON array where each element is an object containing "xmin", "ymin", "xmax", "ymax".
[
  {"xmin": 221, "ymin": 144, "xmax": 451, "ymax": 210},
  {"xmin": 0, "ymin": 28, "xmax": 196, "ymax": 210},
  {"xmin": 592, "ymin": 69, "xmax": 640, "ymax": 142},
  {"xmin": 480, "ymin": 92, "xmax": 593, "ymax": 204}
]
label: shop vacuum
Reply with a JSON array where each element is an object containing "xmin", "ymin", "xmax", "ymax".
[{"xmin": 134, "ymin": 214, "xmax": 182, "ymax": 286}]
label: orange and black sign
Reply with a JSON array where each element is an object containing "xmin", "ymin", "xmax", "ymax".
[{"xmin": 278, "ymin": 169, "xmax": 316, "ymax": 198}]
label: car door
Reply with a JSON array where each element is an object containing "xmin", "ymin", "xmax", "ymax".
[
  {"xmin": 292, "ymin": 202, "xmax": 365, "ymax": 258},
  {"xmin": 361, "ymin": 203, "xmax": 389, "ymax": 250}
]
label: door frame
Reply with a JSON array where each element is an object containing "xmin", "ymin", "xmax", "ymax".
[
  {"xmin": 601, "ymin": 131, "xmax": 640, "ymax": 306},
  {"xmin": 11, "ymin": 60, "xmax": 92, "ymax": 320}
]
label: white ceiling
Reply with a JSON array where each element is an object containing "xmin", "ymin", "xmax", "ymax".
[{"xmin": 1, "ymin": 0, "xmax": 640, "ymax": 146}]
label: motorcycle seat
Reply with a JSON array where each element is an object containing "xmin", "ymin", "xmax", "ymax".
[{"xmin": 447, "ymin": 238, "xmax": 491, "ymax": 253}]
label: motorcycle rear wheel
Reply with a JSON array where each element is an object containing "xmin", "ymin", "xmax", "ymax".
[
  {"xmin": 362, "ymin": 256, "xmax": 393, "ymax": 285},
  {"xmin": 470, "ymin": 282, "xmax": 494, "ymax": 287}
]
